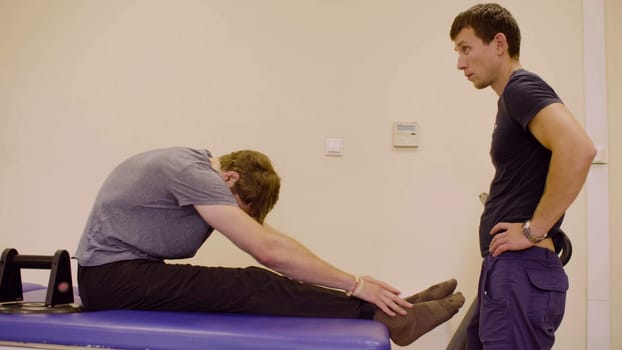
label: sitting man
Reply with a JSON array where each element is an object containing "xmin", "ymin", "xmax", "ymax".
[{"xmin": 75, "ymin": 147, "xmax": 464, "ymax": 346}]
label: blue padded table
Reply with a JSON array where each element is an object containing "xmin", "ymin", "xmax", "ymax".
[
  {"xmin": 21, "ymin": 283, "xmax": 45, "ymax": 293},
  {"xmin": 0, "ymin": 287, "xmax": 391, "ymax": 350}
]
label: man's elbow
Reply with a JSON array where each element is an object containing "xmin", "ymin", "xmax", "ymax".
[
  {"xmin": 254, "ymin": 250, "xmax": 277, "ymax": 267},
  {"xmin": 252, "ymin": 242, "xmax": 286, "ymax": 269},
  {"xmin": 582, "ymin": 142, "xmax": 598, "ymax": 166},
  {"xmin": 566, "ymin": 137, "xmax": 597, "ymax": 168}
]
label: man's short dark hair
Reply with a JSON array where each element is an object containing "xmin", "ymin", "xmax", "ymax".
[{"xmin": 450, "ymin": 3, "xmax": 521, "ymax": 59}]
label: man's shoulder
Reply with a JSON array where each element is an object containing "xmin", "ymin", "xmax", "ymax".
[
  {"xmin": 507, "ymin": 69, "xmax": 547, "ymax": 88},
  {"xmin": 133, "ymin": 147, "xmax": 211, "ymax": 169},
  {"xmin": 143, "ymin": 147, "xmax": 209, "ymax": 159},
  {"xmin": 504, "ymin": 69, "xmax": 558, "ymax": 102}
]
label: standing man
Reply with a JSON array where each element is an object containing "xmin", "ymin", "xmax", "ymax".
[
  {"xmin": 75, "ymin": 146, "xmax": 465, "ymax": 347},
  {"xmin": 450, "ymin": 3, "xmax": 596, "ymax": 349}
]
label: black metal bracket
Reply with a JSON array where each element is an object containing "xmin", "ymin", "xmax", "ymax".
[{"xmin": 0, "ymin": 248, "xmax": 75, "ymax": 307}]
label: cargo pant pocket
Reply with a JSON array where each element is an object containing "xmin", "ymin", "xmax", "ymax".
[
  {"xmin": 479, "ymin": 292, "xmax": 512, "ymax": 347},
  {"xmin": 526, "ymin": 268, "xmax": 568, "ymax": 336}
]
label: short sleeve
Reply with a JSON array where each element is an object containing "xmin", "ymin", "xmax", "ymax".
[
  {"xmin": 170, "ymin": 162, "xmax": 238, "ymax": 207},
  {"xmin": 503, "ymin": 72, "xmax": 562, "ymax": 131}
]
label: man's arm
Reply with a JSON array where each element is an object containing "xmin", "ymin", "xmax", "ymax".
[
  {"xmin": 489, "ymin": 103, "xmax": 596, "ymax": 256},
  {"xmin": 527, "ymin": 103, "xmax": 596, "ymax": 235},
  {"xmin": 194, "ymin": 204, "xmax": 411, "ymax": 316}
]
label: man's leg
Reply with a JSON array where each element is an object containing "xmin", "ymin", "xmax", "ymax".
[
  {"xmin": 478, "ymin": 248, "xmax": 568, "ymax": 349},
  {"xmin": 78, "ymin": 260, "xmax": 465, "ymax": 346},
  {"xmin": 465, "ymin": 260, "xmax": 485, "ymax": 350},
  {"xmin": 78, "ymin": 260, "xmax": 374, "ymax": 318},
  {"xmin": 465, "ymin": 301, "xmax": 483, "ymax": 350}
]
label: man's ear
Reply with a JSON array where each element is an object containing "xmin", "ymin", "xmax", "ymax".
[
  {"xmin": 493, "ymin": 32, "xmax": 509, "ymax": 55},
  {"xmin": 222, "ymin": 170, "xmax": 240, "ymax": 187}
]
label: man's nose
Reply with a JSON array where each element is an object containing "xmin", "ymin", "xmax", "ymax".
[{"xmin": 456, "ymin": 56, "xmax": 467, "ymax": 70}]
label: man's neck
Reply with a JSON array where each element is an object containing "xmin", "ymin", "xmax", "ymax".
[
  {"xmin": 492, "ymin": 60, "xmax": 522, "ymax": 96},
  {"xmin": 209, "ymin": 157, "xmax": 222, "ymax": 172}
]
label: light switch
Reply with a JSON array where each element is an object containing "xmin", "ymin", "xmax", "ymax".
[{"xmin": 325, "ymin": 138, "xmax": 344, "ymax": 156}]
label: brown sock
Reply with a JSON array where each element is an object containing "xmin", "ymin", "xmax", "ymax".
[
  {"xmin": 406, "ymin": 278, "xmax": 457, "ymax": 304},
  {"xmin": 374, "ymin": 292, "xmax": 465, "ymax": 347}
]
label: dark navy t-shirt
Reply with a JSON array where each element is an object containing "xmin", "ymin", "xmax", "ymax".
[{"xmin": 478, "ymin": 69, "xmax": 564, "ymax": 256}]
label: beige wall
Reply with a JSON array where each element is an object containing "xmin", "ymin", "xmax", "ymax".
[
  {"xmin": 607, "ymin": 0, "xmax": 621, "ymax": 349},
  {"xmin": 0, "ymin": 1, "xmax": 610, "ymax": 349}
]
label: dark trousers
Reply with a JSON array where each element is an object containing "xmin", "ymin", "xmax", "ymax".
[
  {"xmin": 78, "ymin": 260, "xmax": 376, "ymax": 319},
  {"xmin": 466, "ymin": 247, "xmax": 568, "ymax": 350}
]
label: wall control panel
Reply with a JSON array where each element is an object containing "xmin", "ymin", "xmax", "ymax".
[{"xmin": 392, "ymin": 122, "xmax": 419, "ymax": 148}]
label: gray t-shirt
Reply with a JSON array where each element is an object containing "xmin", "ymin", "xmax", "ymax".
[{"xmin": 75, "ymin": 147, "xmax": 238, "ymax": 266}]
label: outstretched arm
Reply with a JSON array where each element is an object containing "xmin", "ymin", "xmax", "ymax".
[{"xmin": 194, "ymin": 204, "xmax": 411, "ymax": 316}]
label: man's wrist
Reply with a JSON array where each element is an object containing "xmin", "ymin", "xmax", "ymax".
[
  {"xmin": 345, "ymin": 276, "xmax": 363, "ymax": 297},
  {"xmin": 522, "ymin": 220, "xmax": 548, "ymax": 243}
]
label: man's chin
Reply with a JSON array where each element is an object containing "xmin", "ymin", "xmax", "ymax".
[{"xmin": 473, "ymin": 81, "xmax": 489, "ymax": 90}]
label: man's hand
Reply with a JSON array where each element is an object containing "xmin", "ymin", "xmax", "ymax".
[
  {"xmin": 354, "ymin": 276, "xmax": 413, "ymax": 316},
  {"xmin": 488, "ymin": 222, "xmax": 533, "ymax": 257}
]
